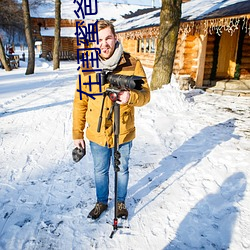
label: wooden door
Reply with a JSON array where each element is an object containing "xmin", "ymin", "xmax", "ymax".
[{"xmin": 217, "ymin": 30, "xmax": 239, "ymax": 78}]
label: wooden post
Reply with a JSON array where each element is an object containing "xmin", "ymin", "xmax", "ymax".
[{"xmin": 195, "ymin": 32, "xmax": 207, "ymax": 88}]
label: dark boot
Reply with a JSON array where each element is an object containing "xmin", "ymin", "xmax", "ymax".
[
  {"xmin": 87, "ymin": 202, "xmax": 108, "ymax": 220},
  {"xmin": 117, "ymin": 202, "xmax": 128, "ymax": 219}
]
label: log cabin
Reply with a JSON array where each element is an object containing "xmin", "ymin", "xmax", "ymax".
[
  {"xmin": 31, "ymin": 18, "xmax": 82, "ymax": 60},
  {"xmin": 114, "ymin": 0, "xmax": 250, "ymax": 94}
]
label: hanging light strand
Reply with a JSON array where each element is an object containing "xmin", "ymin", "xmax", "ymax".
[
  {"xmin": 117, "ymin": 15, "xmax": 250, "ymax": 39},
  {"xmin": 179, "ymin": 16, "xmax": 250, "ymax": 36}
]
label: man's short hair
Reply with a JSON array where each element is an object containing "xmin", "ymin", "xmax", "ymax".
[{"xmin": 97, "ymin": 20, "xmax": 116, "ymax": 36}]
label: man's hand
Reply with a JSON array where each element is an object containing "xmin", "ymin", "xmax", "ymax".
[
  {"xmin": 74, "ymin": 139, "xmax": 85, "ymax": 149},
  {"xmin": 116, "ymin": 90, "xmax": 130, "ymax": 105}
]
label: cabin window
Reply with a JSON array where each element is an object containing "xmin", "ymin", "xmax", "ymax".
[
  {"xmin": 146, "ymin": 38, "xmax": 150, "ymax": 53},
  {"xmin": 137, "ymin": 39, "xmax": 141, "ymax": 53},
  {"xmin": 150, "ymin": 38, "xmax": 155, "ymax": 53},
  {"xmin": 137, "ymin": 38, "xmax": 156, "ymax": 54},
  {"xmin": 137, "ymin": 38, "xmax": 146, "ymax": 53}
]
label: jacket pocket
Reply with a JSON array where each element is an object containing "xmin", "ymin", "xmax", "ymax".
[{"xmin": 120, "ymin": 106, "xmax": 135, "ymax": 134}]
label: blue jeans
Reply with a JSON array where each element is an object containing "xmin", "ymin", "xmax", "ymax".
[{"xmin": 90, "ymin": 141, "xmax": 132, "ymax": 205}]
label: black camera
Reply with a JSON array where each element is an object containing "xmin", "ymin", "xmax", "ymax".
[{"xmin": 98, "ymin": 70, "xmax": 144, "ymax": 90}]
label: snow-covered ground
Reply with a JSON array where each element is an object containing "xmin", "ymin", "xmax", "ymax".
[{"xmin": 0, "ymin": 49, "xmax": 250, "ymax": 250}]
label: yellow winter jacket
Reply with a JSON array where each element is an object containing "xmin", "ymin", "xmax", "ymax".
[{"xmin": 72, "ymin": 52, "xmax": 150, "ymax": 148}]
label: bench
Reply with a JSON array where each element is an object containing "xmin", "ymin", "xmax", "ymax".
[
  {"xmin": 0, "ymin": 54, "xmax": 20, "ymax": 69},
  {"xmin": 46, "ymin": 51, "xmax": 75, "ymax": 61},
  {"xmin": 10, "ymin": 55, "xmax": 20, "ymax": 69}
]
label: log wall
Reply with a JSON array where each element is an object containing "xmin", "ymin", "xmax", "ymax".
[
  {"xmin": 173, "ymin": 34, "xmax": 185, "ymax": 74},
  {"xmin": 240, "ymin": 34, "xmax": 250, "ymax": 79},
  {"xmin": 172, "ymin": 33, "xmax": 200, "ymax": 83},
  {"xmin": 203, "ymin": 34, "xmax": 216, "ymax": 82},
  {"xmin": 41, "ymin": 37, "xmax": 77, "ymax": 59}
]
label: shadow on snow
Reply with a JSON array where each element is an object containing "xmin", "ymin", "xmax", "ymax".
[
  {"xmin": 127, "ymin": 118, "xmax": 244, "ymax": 247},
  {"xmin": 164, "ymin": 172, "xmax": 247, "ymax": 249},
  {"xmin": 128, "ymin": 118, "xmax": 239, "ymax": 213},
  {"xmin": 0, "ymin": 100, "xmax": 72, "ymax": 117}
]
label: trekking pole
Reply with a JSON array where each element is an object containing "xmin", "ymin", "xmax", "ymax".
[{"xmin": 110, "ymin": 101, "xmax": 121, "ymax": 238}]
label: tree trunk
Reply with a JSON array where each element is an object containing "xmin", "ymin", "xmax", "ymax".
[
  {"xmin": 151, "ymin": 0, "xmax": 182, "ymax": 90},
  {"xmin": 53, "ymin": 0, "xmax": 61, "ymax": 70},
  {"xmin": 22, "ymin": 0, "xmax": 35, "ymax": 75},
  {"xmin": 0, "ymin": 37, "xmax": 11, "ymax": 71}
]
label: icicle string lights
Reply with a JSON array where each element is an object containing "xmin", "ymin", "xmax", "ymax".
[
  {"xmin": 117, "ymin": 16, "xmax": 250, "ymax": 40},
  {"xmin": 117, "ymin": 26, "xmax": 159, "ymax": 40},
  {"xmin": 242, "ymin": 16, "xmax": 250, "ymax": 36},
  {"xmin": 179, "ymin": 16, "xmax": 250, "ymax": 36}
]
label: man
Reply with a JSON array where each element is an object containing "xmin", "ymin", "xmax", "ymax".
[{"xmin": 72, "ymin": 20, "xmax": 150, "ymax": 220}]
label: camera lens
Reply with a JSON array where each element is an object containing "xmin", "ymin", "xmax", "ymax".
[{"xmin": 108, "ymin": 92, "xmax": 118, "ymax": 102}]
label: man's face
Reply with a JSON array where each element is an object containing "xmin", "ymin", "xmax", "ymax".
[{"xmin": 96, "ymin": 27, "xmax": 117, "ymax": 60}]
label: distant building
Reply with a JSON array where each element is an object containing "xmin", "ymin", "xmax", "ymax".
[{"xmin": 30, "ymin": 1, "xmax": 151, "ymax": 61}]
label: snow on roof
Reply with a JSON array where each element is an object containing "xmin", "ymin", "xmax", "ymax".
[
  {"xmin": 30, "ymin": 1, "xmax": 150, "ymax": 21},
  {"xmin": 114, "ymin": 0, "xmax": 250, "ymax": 33},
  {"xmin": 40, "ymin": 27, "xmax": 76, "ymax": 38},
  {"xmin": 114, "ymin": 8, "xmax": 160, "ymax": 32},
  {"xmin": 182, "ymin": 0, "xmax": 250, "ymax": 21}
]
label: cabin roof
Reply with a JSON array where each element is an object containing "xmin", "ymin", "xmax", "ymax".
[
  {"xmin": 30, "ymin": 1, "xmax": 151, "ymax": 21},
  {"xmin": 182, "ymin": 0, "xmax": 250, "ymax": 21},
  {"xmin": 115, "ymin": 0, "xmax": 250, "ymax": 33}
]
